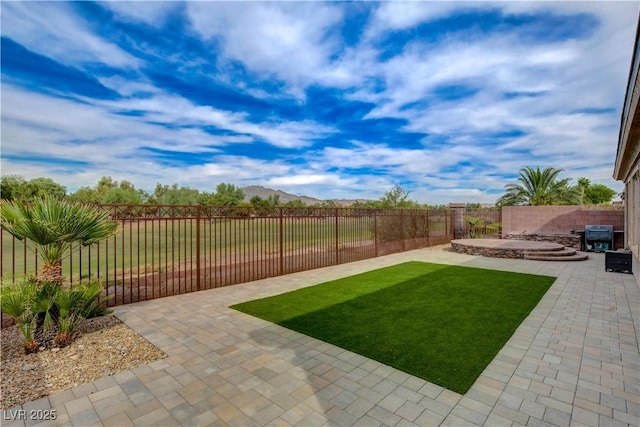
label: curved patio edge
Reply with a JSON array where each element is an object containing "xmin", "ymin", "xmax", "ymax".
[{"xmin": 451, "ymin": 238, "xmax": 574, "ymax": 259}]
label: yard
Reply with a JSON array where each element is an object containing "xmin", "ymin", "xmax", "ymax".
[{"xmin": 232, "ymin": 261, "xmax": 556, "ymax": 394}]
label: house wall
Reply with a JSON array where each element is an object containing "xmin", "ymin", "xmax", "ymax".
[
  {"xmin": 614, "ymin": 17, "xmax": 640, "ymax": 288},
  {"xmin": 624, "ymin": 171, "xmax": 640, "ymax": 281}
]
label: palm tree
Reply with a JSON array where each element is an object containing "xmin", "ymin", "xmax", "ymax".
[
  {"xmin": 577, "ymin": 177, "xmax": 591, "ymax": 204},
  {"xmin": 0, "ymin": 196, "xmax": 118, "ymax": 285},
  {"xmin": 497, "ymin": 166, "xmax": 581, "ymax": 206}
]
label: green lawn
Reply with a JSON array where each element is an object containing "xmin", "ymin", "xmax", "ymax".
[{"xmin": 231, "ymin": 261, "xmax": 555, "ymax": 394}]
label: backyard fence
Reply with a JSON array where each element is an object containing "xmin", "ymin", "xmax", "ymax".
[
  {"xmin": 1, "ymin": 204, "xmax": 453, "ymax": 307},
  {"xmin": 448, "ymin": 205, "xmax": 502, "ymax": 239},
  {"xmin": 463, "ymin": 209, "xmax": 502, "ymax": 238}
]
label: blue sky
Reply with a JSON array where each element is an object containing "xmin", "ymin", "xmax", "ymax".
[{"xmin": 1, "ymin": 1, "xmax": 638, "ymax": 204}]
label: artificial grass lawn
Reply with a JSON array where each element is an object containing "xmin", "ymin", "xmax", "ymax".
[{"xmin": 231, "ymin": 261, "xmax": 556, "ymax": 394}]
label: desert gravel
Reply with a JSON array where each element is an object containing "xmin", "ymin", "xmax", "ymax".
[{"xmin": 1, "ymin": 315, "xmax": 166, "ymax": 409}]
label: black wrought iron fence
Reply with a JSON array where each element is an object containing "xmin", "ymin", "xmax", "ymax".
[{"xmin": 1, "ymin": 205, "xmax": 453, "ymax": 306}]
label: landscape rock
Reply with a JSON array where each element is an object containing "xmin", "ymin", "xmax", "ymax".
[
  {"xmin": 21, "ymin": 363, "xmax": 39, "ymax": 371},
  {"xmin": 1, "ymin": 314, "xmax": 166, "ymax": 409}
]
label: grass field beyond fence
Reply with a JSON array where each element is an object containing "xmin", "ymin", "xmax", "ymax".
[
  {"xmin": 2, "ymin": 218, "xmax": 371, "ymax": 280},
  {"xmin": 2, "ymin": 205, "xmax": 453, "ymax": 306},
  {"xmin": 232, "ymin": 261, "xmax": 556, "ymax": 394}
]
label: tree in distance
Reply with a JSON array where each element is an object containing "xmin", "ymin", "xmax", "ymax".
[{"xmin": 497, "ymin": 166, "xmax": 581, "ymax": 206}]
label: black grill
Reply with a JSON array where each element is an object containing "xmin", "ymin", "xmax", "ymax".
[{"xmin": 585, "ymin": 225, "xmax": 613, "ymax": 252}]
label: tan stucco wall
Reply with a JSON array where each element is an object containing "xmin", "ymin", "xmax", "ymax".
[{"xmin": 502, "ymin": 206, "xmax": 624, "ymax": 236}]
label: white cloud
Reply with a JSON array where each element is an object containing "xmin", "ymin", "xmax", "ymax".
[
  {"xmin": 186, "ymin": 2, "xmax": 358, "ymax": 96},
  {"xmin": 358, "ymin": 33, "xmax": 582, "ymax": 122},
  {"xmin": 99, "ymin": 94, "xmax": 334, "ymax": 149},
  {"xmin": 1, "ymin": 86, "xmax": 227, "ymax": 160},
  {"xmin": 100, "ymin": 1, "xmax": 179, "ymax": 27},
  {"xmin": 1, "ymin": 84, "xmax": 335, "ymax": 190},
  {"xmin": 352, "ymin": 2, "xmax": 636, "ymax": 117},
  {"xmin": 322, "ymin": 143, "xmax": 433, "ymax": 176},
  {"xmin": 96, "ymin": 76, "xmax": 160, "ymax": 97},
  {"xmin": 366, "ymin": 2, "xmax": 469, "ymax": 35},
  {"xmin": 267, "ymin": 174, "xmax": 351, "ymax": 187},
  {"xmin": 179, "ymin": 156, "xmax": 293, "ymax": 186},
  {"xmin": 1, "ymin": 2, "xmax": 138, "ymax": 69}
]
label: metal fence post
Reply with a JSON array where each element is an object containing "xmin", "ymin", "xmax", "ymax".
[
  {"xmin": 279, "ymin": 206, "xmax": 284, "ymax": 275},
  {"xmin": 374, "ymin": 211, "xmax": 378, "ymax": 257},
  {"xmin": 401, "ymin": 209, "xmax": 406, "ymax": 251},
  {"xmin": 335, "ymin": 208, "xmax": 339, "ymax": 264},
  {"xmin": 196, "ymin": 205, "xmax": 201, "ymax": 291},
  {"xmin": 446, "ymin": 210, "xmax": 450, "ymax": 238},
  {"xmin": 426, "ymin": 210, "xmax": 430, "ymax": 246}
]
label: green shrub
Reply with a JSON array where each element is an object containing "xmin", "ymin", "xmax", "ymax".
[
  {"xmin": 19, "ymin": 310, "xmax": 39, "ymax": 354},
  {"xmin": 52, "ymin": 286, "xmax": 85, "ymax": 347},
  {"xmin": 0, "ymin": 278, "xmax": 111, "ymax": 352},
  {"xmin": 1, "ymin": 279, "xmax": 42, "ymax": 353},
  {"xmin": 32, "ymin": 281, "xmax": 59, "ymax": 331},
  {"xmin": 465, "ymin": 216, "xmax": 484, "ymax": 238},
  {"xmin": 0, "ymin": 279, "xmax": 38, "ymax": 320},
  {"xmin": 70, "ymin": 280, "xmax": 112, "ymax": 318},
  {"xmin": 54, "ymin": 313, "xmax": 84, "ymax": 347},
  {"xmin": 485, "ymin": 222, "xmax": 502, "ymax": 235}
]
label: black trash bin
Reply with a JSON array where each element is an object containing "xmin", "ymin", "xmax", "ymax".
[{"xmin": 605, "ymin": 251, "xmax": 633, "ymax": 274}]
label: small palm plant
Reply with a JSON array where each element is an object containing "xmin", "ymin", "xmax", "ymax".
[
  {"xmin": 1, "ymin": 280, "xmax": 40, "ymax": 353},
  {"xmin": 1, "ymin": 278, "xmax": 112, "ymax": 351},
  {"xmin": 31, "ymin": 281, "xmax": 59, "ymax": 331},
  {"xmin": 52, "ymin": 288, "xmax": 84, "ymax": 347},
  {"xmin": 0, "ymin": 196, "xmax": 118, "ymax": 285},
  {"xmin": 19, "ymin": 311, "xmax": 39, "ymax": 354},
  {"xmin": 74, "ymin": 280, "xmax": 112, "ymax": 318},
  {"xmin": 465, "ymin": 216, "xmax": 484, "ymax": 238},
  {"xmin": 54, "ymin": 313, "xmax": 83, "ymax": 348}
]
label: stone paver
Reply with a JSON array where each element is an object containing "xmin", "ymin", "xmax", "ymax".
[{"xmin": 2, "ymin": 246, "xmax": 638, "ymax": 426}]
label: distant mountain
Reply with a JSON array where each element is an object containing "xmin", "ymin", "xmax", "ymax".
[
  {"xmin": 241, "ymin": 185, "xmax": 370, "ymax": 207},
  {"xmin": 242, "ymin": 185, "xmax": 322, "ymax": 205}
]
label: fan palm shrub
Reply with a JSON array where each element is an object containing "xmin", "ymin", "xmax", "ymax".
[
  {"xmin": 52, "ymin": 281, "xmax": 111, "ymax": 347},
  {"xmin": 31, "ymin": 281, "xmax": 59, "ymax": 331},
  {"xmin": 0, "ymin": 280, "xmax": 37, "ymax": 321},
  {"xmin": 53, "ymin": 313, "xmax": 83, "ymax": 348},
  {"xmin": 497, "ymin": 166, "xmax": 581, "ymax": 206},
  {"xmin": 52, "ymin": 287, "xmax": 84, "ymax": 347},
  {"xmin": 1, "ymin": 279, "xmax": 41, "ymax": 353},
  {"xmin": 0, "ymin": 196, "xmax": 118, "ymax": 285},
  {"xmin": 1, "ymin": 278, "xmax": 111, "ymax": 352},
  {"xmin": 73, "ymin": 280, "xmax": 112, "ymax": 318},
  {"xmin": 19, "ymin": 311, "xmax": 39, "ymax": 354},
  {"xmin": 465, "ymin": 216, "xmax": 484, "ymax": 238}
]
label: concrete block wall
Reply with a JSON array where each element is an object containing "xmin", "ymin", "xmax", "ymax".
[{"xmin": 502, "ymin": 206, "xmax": 624, "ymax": 236}]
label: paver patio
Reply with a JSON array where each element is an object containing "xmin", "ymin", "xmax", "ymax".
[{"xmin": 2, "ymin": 245, "xmax": 639, "ymax": 426}]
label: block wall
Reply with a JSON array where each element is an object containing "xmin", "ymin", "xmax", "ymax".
[{"xmin": 502, "ymin": 206, "xmax": 624, "ymax": 236}]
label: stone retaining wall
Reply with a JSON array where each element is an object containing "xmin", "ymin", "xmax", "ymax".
[
  {"xmin": 505, "ymin": 233, "xmax": 582, "ymax": 250},
  {"xmin": 450, "ymin": 242, "xmax": 524, "ymax": 258}
]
